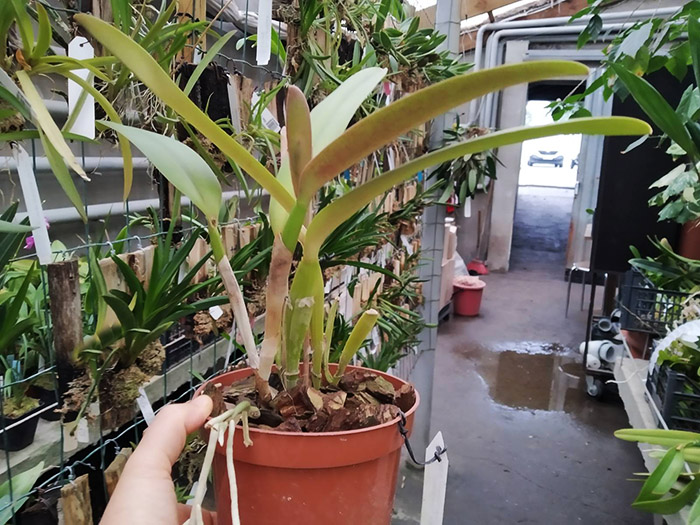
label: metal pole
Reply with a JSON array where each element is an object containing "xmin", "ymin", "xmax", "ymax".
[{"xmin": 410, "ymin": 0, "xmax": 461, "ymax": 465}]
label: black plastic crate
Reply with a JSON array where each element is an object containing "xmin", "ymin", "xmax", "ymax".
[
  {"xmin": 647, "ymin": 365, "xmax": 700, "ymax": 431},
  {"xmin": 619, "ymin": 270, "xmax": 690, "ymax": 335}
]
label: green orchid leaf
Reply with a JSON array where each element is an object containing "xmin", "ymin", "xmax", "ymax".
[
  {"xmin": 75, "ymin": 13, "xmax": 294, "ymax": 212},
  {"xmin": 62, "ymin": 71, "xmax": 134, "ymax": 200},
  {"xmin": 0, "ymin": 461, "xmax": 44, "ymax": 525},
  {"xmin": 0, "ymin": 220, "xmax": 32, "ymax": 233},
  {"xmin": 183, "ymin": 31, "xmax": 236, "ymax": 96},
  {"xmin": 299, "ymin": 61, "xmax": 591, "ymax": 201},
  {"xmin": 32, "ymin": 3, "xmax": 52, "ymax": 61},
  {"xmin": 99, "ymin": 121, "xmax": 222, "ymax": 219},
  {"xmin": 269, "ymin": 67, "xmax": 385, "ymax": 234},
  {"xmin": 9, "ymin": 0, "xmax": 34, "ymax": 56},
  {"xmin": 286, "ymin": 86, "xmax": 312, "ymax": 196},
  {"xmin": 38, "ymin": 128, "xmax": 88, "ymax": 223},
  {"xmin": 16, "ymin": 71, "xmax": 88, "ymax": 181},
  {"xmin": 305, "ymin": 116, "xmax": 651, "ymax": 257}
]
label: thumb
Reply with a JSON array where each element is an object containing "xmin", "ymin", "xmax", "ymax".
[{"xmin": 129, "ymin": 395, "xmax": 213, "ymax": 473}]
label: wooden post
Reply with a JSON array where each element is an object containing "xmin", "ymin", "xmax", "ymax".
[
  {"xmin": 61, "ymin": 474, "xmax": 93, "ymax": 525},
  {"xmin": 104, "ymin": 448, "xmax": 133, "ymax": 497},
  {"xmin": 176, "ymin": 0, "xmax": 207, "ymax": 63},
  {"xmin": 47, "ymin": 260, "xmax": 83, "ymax": 398},
  {"xmin": 92, "ymin": 0, "xmax": 112, "ymax": 22}
]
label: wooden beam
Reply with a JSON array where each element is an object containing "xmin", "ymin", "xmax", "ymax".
[
  {"xmin": 176, "ymin": 0, "xmax": 207, "ymax": 63},
  {"xmin": 61, "ymin": 474, "xmax": 93, "ymax": 525},
  {"xmin": 104, "ymin": 448, "xmax": 133, "ymax": 497},
  {"xmin": 461, "ymin": 0, "xmax": 514, "ymax": 18}
]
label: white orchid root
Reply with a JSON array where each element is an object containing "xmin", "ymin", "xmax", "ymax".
[{"xmin": 185, "ymin": 400, "xmax": 261, "ymax": 525}]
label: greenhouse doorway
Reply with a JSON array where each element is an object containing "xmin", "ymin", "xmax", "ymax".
[{"xmin": 511, "ymin": 96, "xmax": 582, "ymax": 274}]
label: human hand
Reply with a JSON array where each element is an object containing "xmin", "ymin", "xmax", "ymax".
[{"xmin": 101, "ymin": 395, "xmax": 217, "ymax": 525}]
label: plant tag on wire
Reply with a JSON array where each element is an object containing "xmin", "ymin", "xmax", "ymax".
[
  {"xmin": 209, "ymin": 305, "xmax": 224, "ymax": 320},
  {"xmin": 12, "ymin": 144, "xmax": 52, "ymax": 265},
  {"xmin": 227, "ymin": 74, "xmax": 242, "ymax": 133},
  {"xmin": 420, "ymin": 432, "xmax": 448, "ymax": 525},
  {"xmin": 251, "ymin": 91, "xmax": 280, "ymax": 132},
  {"xmin": 67, "ymin": 37, "xmax": 95, "ymax": 139},
  {"xmin": 255, "ymin": 0, "xmax": 273, "ymax": 66},
  {"xmin": 136, "ymin": 387, "xmax": 155, "ymax": 426}
]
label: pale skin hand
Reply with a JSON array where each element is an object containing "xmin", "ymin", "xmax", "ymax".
[{"xmin": 101, "ymin": 395, "xmax": 217, "ymax": 525}]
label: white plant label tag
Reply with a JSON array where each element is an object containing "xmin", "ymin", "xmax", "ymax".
[
  {"xmin": 463, "ymin": 195, "xmax": 472, "ymax": 218},
  {"xmin": 256, "ymin": 0, "xmax": 273, "ymax": 66},
  {"xmin": 209, "ymin": 305, "xmax": 224, "ymax": 320},
  {"xmin": 67, "ymin": 37, "xmax": 95, "ymax": 139},
  {"xmin": 12, "ymin": 144, "xmax": 52, "ymax": 265},
  {"xmin": 63, "ymin": 429, "xmax": 78, "ymax": 452},
  {"xmin": 76, "ymin": 417, "xmax": 89, "ymax": 443},
  {"xmin": 251, "ymin": 91, "xmax": 281, "ymax": 132},
  {"xmin": 227, "ymin": 75, "xmax": 242, "ymax": 133},
  {"xmin": 136, "ymin": 387, "xmax": 155, "ymax": 426},
  {"xmin": 420, "ymin": 432, "xmax": 448, "ymax": 525}
]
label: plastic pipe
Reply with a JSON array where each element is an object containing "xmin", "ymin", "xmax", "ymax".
[
  {"xmin": 15, "ymin": 189, "xmax": 258, "ymax": 224},
  {"xmin": 480, "ymin": 22, "xmax": 633, "ymax": 128},
  {"xmin": 468, "ymin": 6, "xmax": 681, "ymax": 123}
]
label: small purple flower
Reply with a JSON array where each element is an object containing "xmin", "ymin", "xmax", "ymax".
[{"xmin": 24, "ymin": 217, "xmax": 50, "ymax": 251}]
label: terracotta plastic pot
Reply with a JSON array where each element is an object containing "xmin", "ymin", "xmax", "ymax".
[
  {"xmin": 679, "ymin": 219, "xmax": 700, "ymax": 260},
  {"xmin": 453, "ymin": 275, "xmax": 486, "ymax": 316},
  {"xmin": 198, "ymin": 365, "xmax": 419, "ymax": 525}
]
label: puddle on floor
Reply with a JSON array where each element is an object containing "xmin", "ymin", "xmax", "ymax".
[{"xmin": 456, "ymin": 341, "xmax": 587, "ymax": 413}]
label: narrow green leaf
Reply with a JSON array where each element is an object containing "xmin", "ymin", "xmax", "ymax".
[
  {"xmin": 611, "ymin": 63, "xmax": 698, "ymax": 159},
  {"xmin": 615, "ymin": 428, "xmax": 700, "ymax": 446},
  {"xmin": 75, "ymin": 13, "xmax": 294, "ymax": 212},
  {"xmin": 100, "ymin": 121, "xmax": 222, "ymax": 219},
  {"xmin": 0, "ymin": 86, "xmax": 30, "ymax": 121},
  {"xmin": 10, "ymin": 0, "xmax": 34, "ymax": 55},
  {"xmin": 0, "ymin": 461, "xmax": 44, "ymax": 525},
  {"xmin": 63, "ymin": 71, "xmax": 133, "ymax": 199},
  {"xmin": 305, "ymin": 116, "xmax": 651, "ymax": 257},
  {"xmin": 38, "ymin": 128, "xmax": 88, "ymax": 223},
  {"xmin": 300, "ymin": 61, "xmax": 591, "ymax": 201},
  {"xmin": 689, "ymin": 489, "xmax": 700, "ymax": 525},
  {"xmin": 32, "ymin": 3, "xmax": 52, "ymax": 61},
  {"xmin": 650, "ymin": 448, "xmax": 685, "ymax": 496},
  {"xmin": 103, "ymin": 294, "xmax": 136, "ymax": 332},
  {"xmin": 0, "ymin": 220, "xmax": 32, "ymax": 233},
  {"xmin": 183, "ymin": 31, "xmax": 236, "ymax": 96},
  {"xmin": 16, "ymin": 71, "xmax": 88, "ymax": 180}
]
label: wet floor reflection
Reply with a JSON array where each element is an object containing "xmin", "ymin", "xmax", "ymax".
[{"xmin": 457, "ymin": 341, "xmax": 587, "ymax": 413}]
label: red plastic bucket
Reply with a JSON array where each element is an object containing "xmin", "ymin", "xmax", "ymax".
[
  {"xmin": 198, "ymin": 365, "xmax": 419, "ymax": 525},
  {"xmin": 453, "ymin": 275, "xmax": 486, "ymax": 316}
]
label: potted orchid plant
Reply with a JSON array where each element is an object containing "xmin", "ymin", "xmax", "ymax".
[{"xmin": 75, "ymin": 12, "xmax": 651, "ymax": 524}]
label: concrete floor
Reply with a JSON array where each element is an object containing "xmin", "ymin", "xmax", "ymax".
[{"xmin": 393, "ymin": 188, "xmax": 650, "ymax": 524}]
